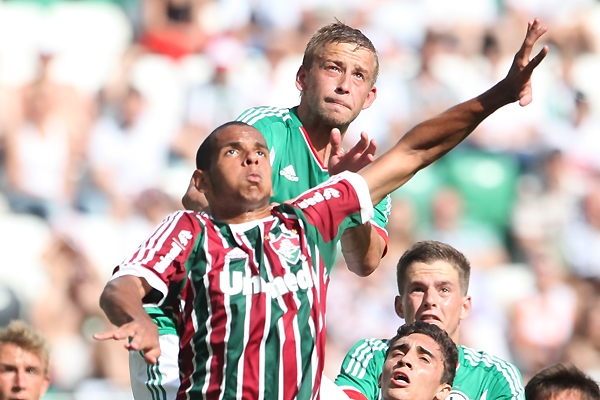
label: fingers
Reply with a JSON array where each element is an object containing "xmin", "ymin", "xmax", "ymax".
[
  {"xmin": 520, "ymin": 18, "xmax": 548, "ymax": 60},
  {"xmin": 93, "ymin": 328, "xmax": 129, "ymax": 342},
  {"xmin": 143, "ymin": 347, "xmax": 161, "ymax": 365},
  {"xmin": 329, "ymin": 128, "xmax": 343, "ymax": 150}
]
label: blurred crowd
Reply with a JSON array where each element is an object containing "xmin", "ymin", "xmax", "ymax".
[{"xmin": 1, "ymin": 0, "xmax": 600, "ymax": 397}]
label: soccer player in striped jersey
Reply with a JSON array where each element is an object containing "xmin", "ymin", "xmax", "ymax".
[
  {"xmin": 98, "ymin": 17, "xmax": 548, "ymax": 400},
  {"xmin": 334, "ymin": 241, "xmax": 526, "ymax": 400}
]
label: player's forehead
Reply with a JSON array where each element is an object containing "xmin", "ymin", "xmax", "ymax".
[
  {"xmin": 0, "ymin": 342, "xmax": 44, "ymax": 366},
  {"xmin": 214, "ymin": 124, "xmax": 266, "ymax": 149},
  {"xmin": 389, "ymin": 333, "xmax": 440, "ymax": 357},
  {"xmin": 405, "ymin": 260, "xmax": 460, "ymax": 284},
  {"xmin": 317, "ymin": 42, "xmax": 376, "ymax": 71}
]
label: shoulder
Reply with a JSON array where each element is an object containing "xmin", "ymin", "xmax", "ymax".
[
  {"xmin": 236, "ymin": 106, "xmax": 294, "ymax": 127},
  {"xmin": 458, "ymin": 345, "xmax": 522, "ymax": 381},
  {"xmin": 347, "ymin": 337, "xmax": 389, "ymax": 358}
]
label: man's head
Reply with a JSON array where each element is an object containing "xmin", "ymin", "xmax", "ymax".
[
  {"xmin": 379, "ymin": 321, "xmax": 458, "ymax": 400},
  {"xmin": 296, "ymin": 20, "xmax": 379, "ymax": 131},
  {"xmin": 525, "ymin": 363, "xmax": 600, "ymax": 400},
  {"xmin": 0, "ymin": 320, "xmax": 50, "ymax": 400},
  {"xmin": 193, "ymin": 121, "xmax": 273, "ymax": 220},
  {"xmin": 394, "ymin": 241, "xmax": 472, "ymax": 343}
]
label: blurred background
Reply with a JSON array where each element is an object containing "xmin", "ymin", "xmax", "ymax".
[{"xmin": 1, "ymin": 0, "xmax": 600, "ymax": 397}]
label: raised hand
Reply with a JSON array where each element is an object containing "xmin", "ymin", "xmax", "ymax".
[
  {"xmin": 505, "ymin": 18, "xmax": 549, "ymax": 107},
  {"xmin": 328, "ymin": 129, "xmax": 377, "ymax": 176},
  {"xmin": 93, "ymin": 320, "xmax": 161, "ymax": 365}
]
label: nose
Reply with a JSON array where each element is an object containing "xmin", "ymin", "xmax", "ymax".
[
  {"xmin": 244, "ymin": 151, "xmax": 259, "ymax": 165},
  {"xmin": 13, "ymin": 369, "xmax": 26, "ymax": 390},
  {"xmin": 398, "ymin": 357, "xmax": 413, "ymax": 370},
  {"xmin": 423, "ymin": 287, "xmax": 438, "ymax": 308},
  {"xmin": 335, "ymin": 72, "xmax": 351, "ymax": 94}
]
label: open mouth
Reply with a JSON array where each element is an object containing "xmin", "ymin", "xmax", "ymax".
[{"xmin": 392, "ymin": 370, "xmax": 410, "ymax": 386}]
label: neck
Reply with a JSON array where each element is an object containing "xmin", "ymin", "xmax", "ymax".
[
  {"xmin": 296, "ymin": 103, "xmax": 349, "ymax": 163},
  {"xmin": 210, "ymin": 204, "xmax": 272, "ymax": 224}
]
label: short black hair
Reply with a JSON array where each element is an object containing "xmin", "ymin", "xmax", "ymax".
[
  {"xmin": 396, "ymin": 241, "xmax": 470, "ymax": 296},
  {"xmin": 386, "ymin": 321, "xmax": 458, "ymax": 387},
  {"xmin": 525, "ymin": 363, "xmax": 600, "ymax": 400},
  {"xmin": 195, "ymin": 121, "xmax": 254, "ymax": 170}
]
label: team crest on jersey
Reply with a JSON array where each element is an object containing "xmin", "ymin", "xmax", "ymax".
[
  {"xmin": 448, "ymin": 390, "xmax": 470, "ymax": 400},
  {"xmin": 269, "ymin": 231, "xmax": 301, "ymax": 264}
]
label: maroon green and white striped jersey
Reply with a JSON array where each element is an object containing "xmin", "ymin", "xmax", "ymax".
[{"xmin": 112, "ymin": 171, "xmax": 374, "ymax": 400}]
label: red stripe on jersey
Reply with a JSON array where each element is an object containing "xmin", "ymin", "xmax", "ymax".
[
  {"xmin": 238, "ymin": 223, "xmax": 269, "ymax": 399},
  {"xmin": 299, "ymin": 126, "xmax": 327, "ymax": 170},
  {"xmin": 371, "ymin": 222, "xmax": 389, "ymax": 257}
]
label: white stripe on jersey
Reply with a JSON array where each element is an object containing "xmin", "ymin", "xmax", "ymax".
[
  {"xmin": 345, "ymin": 339, "xmax": 388, "ymax": 379},
  {"xmin": 461, "ymin": 346, "xmax": 524, "ymax": 399},
  {"xmin": 237, "ymin": 106, "xmax": 291, "ymax": 126}
]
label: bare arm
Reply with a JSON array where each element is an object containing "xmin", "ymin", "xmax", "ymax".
[
  {"xmin": 340, "ymin": 223, "xmax": 386, "ymax": 276},
  {"xmin": 329, "ymin": 119, "xmax": 385, "ymax": 276},
  {"xmin": 93, "ymin": 275, "xmax": 161, "ymax": 364},
  {"xmin": 363, "ymin": 18, "xmax": 548, "ymax": 206}
]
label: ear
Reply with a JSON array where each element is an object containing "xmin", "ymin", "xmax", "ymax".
[
  {"xmin": 295, "ymin": 65, "xmax": 307, "ymax": 92},
  {"xmin": 378, "ymin": 372, "xmax": 383, "ymax": 389},
  {"xmin": 361, "ymin": 86, "xmax": 377, "ymax": 110},
  {"xmin": 40, "ymin": 374, "xmax": 51, "ymax": 397},
  {"xmin": 193, "ymin": 169, "xmax": 210, "ymax": 194},
  {"xmin": 434, "ymin": 383, "xmax": 452, "ymax": 400},
  {"xmin": 460, "ymin": 294, "xmax": 472, "ymax": 321},
  {"xmin": 394, "ymin": 295, "xmax": 404, "ymax": 319}
]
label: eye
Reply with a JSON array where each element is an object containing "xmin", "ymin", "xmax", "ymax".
[
  {"xmin": 419, "ymin": 356, "xmax": 431, "ymax": 363},
  {"xmin": 257, "ymin": 150, "xmax": 266, "ymax": 157},
  {"xmin": 440, "ymin": 287, "xmax": 450, "ymax": 293},
  {"xmin": 354, "ymin": 72, "xmax": 365, "ymax": 80},
  {"xmin": 225, "ymin": 149, "xmax": 238, "ymax": 155},
  {"xmin": 26, "ymin": 367, "xmax": 37, "ymax": 374}
]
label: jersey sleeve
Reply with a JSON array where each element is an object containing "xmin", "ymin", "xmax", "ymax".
[
  {"xmin": 236, "ymin": 106, "xmax": 280, "ymax": 144},
  {"xmin": 371, "ymin": 194, "xmax": 391, "ymax": 252},
  {"xmin": 111, "ymin": 210, "xmax": 202, "ymax": 306},
  {"xmin": 334, "ymin": 338, "xmax": 388, "ymax": 400},
  {"xmin": 485, "ymin": 360, "xmax": 525, "ymax": 400},
  {"xmin": 290, "ymin": 171, "xmax": 374, "ymax": 244}
]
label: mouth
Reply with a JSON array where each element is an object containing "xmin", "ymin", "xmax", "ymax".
[
  {"xmin": 391, "ymin": 370, "xmax": 410, "ymax": 387},
  {"xmin": 418, "ymin": 314, "xmax": 441, "ymax": 323},
  {"xmin": 325, "ymin": 98, "xmax": 350, "ymax": 110},
  {"xmin": 246, "ymin": 173, "xmax": 262, "ymax": 183}
]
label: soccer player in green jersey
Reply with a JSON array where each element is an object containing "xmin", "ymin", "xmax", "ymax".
[
  {"xmin": 379, "ymin": 321, "xmax": 458, "ymax": 400},
  {"xmin": 335, "ymin": 241, "xmax": 526, "ymax": 400},
  {"xmin": 123, "ymin": 16, "xmax": 547, "ymax": 400}
]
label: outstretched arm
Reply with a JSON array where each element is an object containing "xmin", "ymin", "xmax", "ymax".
[
  {"xmin": 93, "ymin": 276, "xmax": 160, "ymax": 365},
  {"xmin": 363, "ymin": 18, "xmax": 548, "ymax": 206}
]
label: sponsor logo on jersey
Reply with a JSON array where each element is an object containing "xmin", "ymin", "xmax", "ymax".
[
  {"xmin": 279, "ymin": 165, "xmax": 299, "ymax": 182},
  {"xmin": 154, "ymin": 230, "xmax": 193, "ymax": 273},
  {"xmin": 269, "ymin": 231, "xmax": 301, "ymax": 264},
  {"xmin": 296, "ymin": 188, "xmax": 341, "ymax": 209},
  {"xmin": 219, "ymin": 262, "xmax": 314, "ymax": 298},
  {"xmin": 448, "ymin": 390, "xmax": 470, "ymax": 400}
]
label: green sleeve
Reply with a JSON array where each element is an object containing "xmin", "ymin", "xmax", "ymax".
[
  {"xmin": 372, "ymin": 194, "xmax": 391, "ymax": 230},
  {"xmin": 486, "ymin": 364, "xmax": 525, "ymax": 400},
  {"xmin": 334, "ymin": 338, "xmax": 388, "ymax": 400}
]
